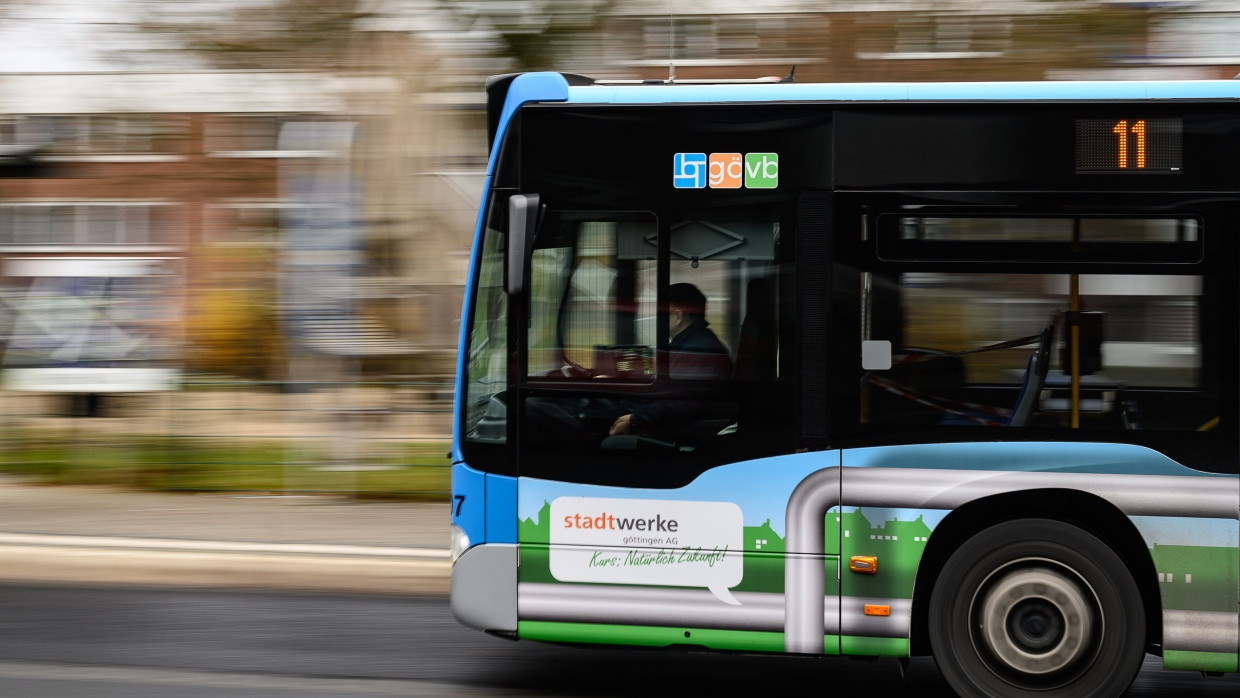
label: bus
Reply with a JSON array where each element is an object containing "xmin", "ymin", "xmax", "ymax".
[{"xmin": 449, "ymin": 72, "xmax": 1240, "ymax": 697}]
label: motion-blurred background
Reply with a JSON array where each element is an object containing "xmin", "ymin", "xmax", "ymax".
[{"xmin": 0, "ymin": 1, "xmax": 1236, "ymax": 498}]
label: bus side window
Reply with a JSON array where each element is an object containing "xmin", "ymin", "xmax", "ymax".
[{"xmin": 864, "ymin": 269, "xmax": 1208, "ymax": 432}]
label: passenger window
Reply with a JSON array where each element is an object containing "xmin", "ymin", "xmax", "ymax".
[{"xmin": 863, "ymin": 271, "xmax": 1210, "ymax": 431}]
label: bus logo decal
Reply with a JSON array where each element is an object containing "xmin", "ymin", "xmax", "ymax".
[
  {"xmin": 745, "ymin": 153, "xmax": 779, "ymax": 188},
  {"xmin": 672, "ymin": 153, "xmax": 708, "ymax": 188},
  {"xmin": 709, "ymin": 153, "xmax": 743, "ymax": 188},
  {"xmin": 673, "ymin": 152, "xmax": 778, "ymax": 189}
]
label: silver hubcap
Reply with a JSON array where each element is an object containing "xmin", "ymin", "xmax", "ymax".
[{"xmin": 974, "ymin": 562, "xmax": 1099, "ymax": 679}]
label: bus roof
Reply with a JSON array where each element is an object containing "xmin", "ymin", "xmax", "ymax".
[
  {"xmin": 569, "ymin": 79, "xmax": 1240, "ymax": 105},
  {"xmin": 486, "ymin": 71, "xmax": 1240, "ymax": 154}
]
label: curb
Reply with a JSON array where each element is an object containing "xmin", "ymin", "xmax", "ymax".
[{"xmin": 0, "ymin": 533, "xmax": 450, "ymax": 596}]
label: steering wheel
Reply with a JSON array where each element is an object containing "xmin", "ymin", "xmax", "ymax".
[{"xmin": 560, "ymin": 364, "xmax": 594, "ymax": 378}]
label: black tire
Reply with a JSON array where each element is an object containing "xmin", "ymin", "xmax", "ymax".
[{"xmin": 928, "ymin": 518, "xmax": 1145, "ymax": 698}]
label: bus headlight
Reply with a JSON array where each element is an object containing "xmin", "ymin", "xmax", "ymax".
[{"xmin": 449, "ymin": 524, "xmax": 470, "ymax": 564}]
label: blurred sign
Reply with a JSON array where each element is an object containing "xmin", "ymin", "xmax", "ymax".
[
  {"xmin": 0, "ymin": 257, "xmax": 180, "ymax": 392},
  {"xmin": 278, "ymin": 121, "xmax": 369, "ymax": 357}
]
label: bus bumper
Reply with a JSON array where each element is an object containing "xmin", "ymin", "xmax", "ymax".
[{"xmin": 450, "ymin": 542, "xmax": 518, "ymax": 633}]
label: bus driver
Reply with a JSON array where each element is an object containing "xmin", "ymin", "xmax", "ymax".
[{"xmin": 609, "ymin": 283, "xmax": 732, "ymax": 437}]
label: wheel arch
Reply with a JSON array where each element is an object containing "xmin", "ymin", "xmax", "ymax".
[{"xmin": 909, "ymin": 487, "xmax": 1160, "ymax": 656}]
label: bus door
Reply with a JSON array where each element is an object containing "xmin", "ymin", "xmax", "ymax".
[
  {"xmin": 480, "ymin": 102, "xmax": 829, "ymax": 648},
  {"xmin": 503, "ymin": 196, "xmax": 810, "ymax": 648}
]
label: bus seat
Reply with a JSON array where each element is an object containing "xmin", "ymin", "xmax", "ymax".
[{"xmin": 1007, "ymin": 324, "xmax": 1054, "ymax": 427}]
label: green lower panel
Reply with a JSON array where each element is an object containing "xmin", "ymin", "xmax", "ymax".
[
  {"xmin": 840, "ymin": 635, "xmax": 910, "ymax": 657},
  {"xmin": 519, "ymin": 621, "xmax": 841, "ymax": 655},
  {"xmin": 1163, "ymin": 650, "xmax": 1239, "ymax": 673}
]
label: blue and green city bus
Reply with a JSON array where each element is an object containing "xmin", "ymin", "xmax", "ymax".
[{"xmin": 449, "ymin": 71, "xmax": 1240, "ymax": 697}]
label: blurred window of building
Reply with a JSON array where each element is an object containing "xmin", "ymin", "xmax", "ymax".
[
  {"xmin": 1149, "ymin": 12, "xmax": 1240, "ymax": 63},
  {"xmin": 640, "ymin": 14, "xmax": 800, "ymax": 61},
  {"xmin": 206, "ymin": 114, "xmax": 282, "ymax": 153},
  {"xmin": 0, "ymin": 202, "xmax": 182, "ymax": 251},
  {"xmin": 1, "ymin": 115, "xmax": 185, "ymax": 159},
  {"xmin": 85, "ymin": 205, "xmax": 147, "ymax": 246},
  {"xmin": 718, "ymin": 16, "xmax": 759, "ymax": 54},
  {"xmin": 644, "ymin": 16, "xmax": 718, "ymax": 60},
  {"xmin": 84, "ymin": 115, "xmax": 174, "ymax": 155},
  {"xmin": 0, "ymin": 118, "xmax": 17, "ymax": 146},
  {"xmin": 207, "ymin": 202, "xmax": 284, "ymax": 247},
  {"xmin": 206, "ymin": 114, "xmax": 329, "ymax": 156},
  {"xmin": 856, "ymin": 14, "xmax": 1011, "ymax": 60},
  {"xmin": 202, "ymin": 202, "xmax": 285, "ymax": 284},
  {"xmin": 718, "ymin": 15, "xmax": 792, "ymax": 58}
]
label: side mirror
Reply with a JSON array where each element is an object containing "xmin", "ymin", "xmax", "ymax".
[{"xmin": 506, "ymin": 194, "xmax": 540, "ymax": 295}]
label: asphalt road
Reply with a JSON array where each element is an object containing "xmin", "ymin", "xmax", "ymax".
[
  {"xmin": 1, "ymin": 481, "xmax": 1238, "ymax": 695},
  {"xmin": 1, "ymin": 584, "xmax": 1238, "ymax": 697}
]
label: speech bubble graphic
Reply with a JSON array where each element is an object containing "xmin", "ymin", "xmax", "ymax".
[{"xmin": 549, "ymin": 496, "xmax": 744, "ymax": 605}]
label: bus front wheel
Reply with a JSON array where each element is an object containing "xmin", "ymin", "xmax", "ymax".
[{"xmin": 928, "ymin": 518, "xmax": 1145, "ymax": 698}]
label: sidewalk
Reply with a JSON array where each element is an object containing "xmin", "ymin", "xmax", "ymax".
[{"xmin": 0, "ymin": 478, "xmax": 451, "ymax": 595}]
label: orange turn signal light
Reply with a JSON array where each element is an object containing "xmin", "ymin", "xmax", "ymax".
[{"xmin": 848, "ymin": 555, "xmax": 878, "ymax": 574}]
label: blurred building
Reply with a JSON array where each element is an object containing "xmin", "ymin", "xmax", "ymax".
[
  {"xmin": 382, "ymin": 1, "xmax": 1240, "ymax": 85},
  {"xmin": 0, "ymin": 70, "xmax": 474, "ymax": 409},
  {"xmin": 2, "ymin": 1, "xmax": 1240, "ymax": 405}
]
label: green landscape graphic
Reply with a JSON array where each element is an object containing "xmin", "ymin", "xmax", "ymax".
[{"xmin": 520, "ymin": 499, "xmax": 1237, "ymax": 615}]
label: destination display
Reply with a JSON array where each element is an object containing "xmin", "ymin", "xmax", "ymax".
[
  {"xmin": 835, "ymin": 107, "xmax": 1239, "ymax": 190},
  {"xmin": 1075, "ymin": 118, "xmax": 1183, "ymax": 174}
]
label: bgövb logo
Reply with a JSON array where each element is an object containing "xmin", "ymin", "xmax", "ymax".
[{"xmin": 673, "ymin": 152, "xmax": 778, "ymax": 189}]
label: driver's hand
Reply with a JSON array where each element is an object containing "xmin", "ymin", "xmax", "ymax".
[{"xmin": 610, "ymin": 414, "xmax": 632, "ymax": 436}]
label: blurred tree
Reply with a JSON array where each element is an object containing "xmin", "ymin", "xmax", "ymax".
[
  {"xmin": 133, "ymin": 1, "xmax": 479, "ymax": 378},
  {"xmin": 134, "ymin": 0, "xmax": 374, "ymax": 71},
  {"xmin": 185, "ymin": 285, "xmax": 283, "ymax": 380},
  {"xmin": 1019, "ymin": 4, "xmax": 1159, "ymax": 76},
  {"xmin": 437, "ymin": 0, "xmax": 614, "ymax": 72},
  {"xmin": 814, "ymin": 4, "xmax": 1162, "ymax": 83}
]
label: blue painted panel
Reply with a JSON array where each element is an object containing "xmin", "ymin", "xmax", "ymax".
[
  {"xmin": 452, "ymin": 463, "xmax": 487, "ymax": 545},
  {"xmin": 450, "ymin": 464, "xmax": 520, "ymax": 546},
  {"xmin": 487, "ymin": 72, "xmax": 570, "ymax": 175},
  {"xmin": 486, "ymin": 472, "xmax": 519, "ymax": 543},
  {"xmin": 451, "ymin": 170, "xmax": 493, "ymax": 466}
]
